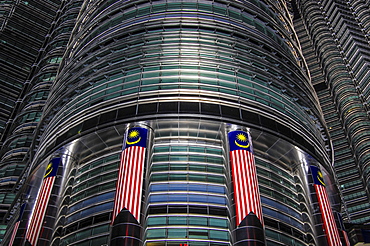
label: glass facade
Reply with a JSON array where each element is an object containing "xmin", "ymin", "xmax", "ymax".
[
  {"xmin": 295, "ymin": 0, "xmax": 370, "ymax": 225},
  {"xmin": 6, "ymin": 120, "xmax": 338, "ymax": 246},
  {"xmin": 145, "ymin": 122, "xmax": 230, "ymax": 246},
  {"xmin": 2, "ymin": 0, "xmax": 365, "ymax": 245},
  {"xmin": 0, "ymin": 0, "xmax": 63, "ymax": 241}
]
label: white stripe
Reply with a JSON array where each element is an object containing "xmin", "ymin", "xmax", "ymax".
[
  {"xmin": 231, "ymin": 152, "xmax": 241, "ymax": 225},
  {"xmin": 238, "ymin": 150, "xmax": 248, "ymax": 223},
  {"xmin": 126, "ymin": 147, "xmax": 134, "ymax": 218},
  {"xmin": 26, "ymin": 178, "xmax": 49, "ymax": 243},
  {"xmin": 122, "ymin": 147, "xmax": 133, "ymax": 218},
  {"xmin": 112, "ymin": 146, "xmax": 145, "ymax": 223},
  {"xmin": 26, "ymin": 176, "xmax": 55, "ymax": 245},
  {"xmin": 243, "ymin": 150, "xmax": 252, "ymax": 219},
  {"xmin": 316, "ymin": 185, "xmax": 341, "ymax": 246},
  {"xmin": 131, "ymin": 146, "xmax": 139, "ymax": 221},
  {"xmin": 249, "ymin": 152, "xmax": 262, "ymax": 221},
  {"xmin": 235, "ymin": 151, "xmax": 244, "ymax": 225},
  {"xmin": 9, "ymin": 221, "xmax": 19, "ymax": 246},
  {"xmin": 231, "ymin": 150, "xmax": 262, "ymax": 226},
  {"xmin": 32, "ymin": 177, "xmax": 55, "ymax": 245},
  {"xmin": 343, "ymin": 230, "xmax": 350, "ymax": 246},
  {"xmin": 252, "ymin": 157, "xmax": 263, "ymax": 222},
  {"xmin": 134, "ymin": 147, "xmax": 144, "ymax": 222}
]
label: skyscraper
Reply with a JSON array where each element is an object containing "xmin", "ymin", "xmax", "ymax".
[
  {"xmin": 0, "ymin": 0, "xmax": 63, "ymax": 239},
  {"xmin": 294, "ymin": 0, "xmax": 370, "ymax": 225},
  {"xmin": 0, "ymin": 0, "xmax": 368, "ymax": 246}
]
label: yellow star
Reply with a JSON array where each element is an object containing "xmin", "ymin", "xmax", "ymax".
[
  {"xmin": 236, "ymin": 133, "xmax": 247, "ymax": 142},
  {"xmin": 128, "ymin": 130, "xmax": 139, "ymax": 139}
]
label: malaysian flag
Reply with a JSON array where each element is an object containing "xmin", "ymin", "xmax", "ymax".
[
  {"xmin": 228, "ymin": 130, "xmax": 263, "ymax": 226},
  {"xmin": 25, "ymin": 157, "xmax": 60, "ymax": 246},
  {"xmin": 112, "ymin": 127, "xmax": 147, "ymax": 224},
  {"xmin": 336, "ymin": 210, "xmax": 351, "ymax": 246},
  {"xmin": 342, "ymin": 230, "xmax": 350, "ymax": 246},
  {"xmin": 9, "ymin": 203, "xmax": 26, "ymax": 246},
  {"xmin": 311, "ymin": 166, "xmax": 342, "ymax": 246}
]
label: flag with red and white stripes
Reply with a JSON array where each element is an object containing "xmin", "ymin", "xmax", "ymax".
[
  {"xmin": 25, "ymin": 157, "xmax": 60, "ymax": 246},
  {"xmin": 229, "ymin": 130, "xmax": 263, "ymax": 226},
  {"xmin": 342, "ymin": 230, "xmax": 350, "ymax": 246},
  {"xmin": 112, "ymin": 127, "xmax": 147, "ymax": 224},
  {"xmin": 311, "ymin": 166, "xmax": 342, "ymax": 246},
  {"xmin": 9, "ymin": 203, "xmax": 26, "ymax": 246},
  {"xmin": 337, "ymin": 211, "xmax": 351, "ymax": 246}
]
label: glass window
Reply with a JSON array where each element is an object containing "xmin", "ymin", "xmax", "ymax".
[
  {"xmin": 209, "ymin": 218, "xmax": 228, "ymax": 228},
  {"xmin": 90, "ymin": 236, "xmax": 108, "ymax": 246},
  {"xmin": 146, "ymin": 229, "xmax": 166, "ymax": 239},
  {"xmin": 169, "ymin": 194, "xmax": 187, "ymax": 202},
  {"xmin": 92, "ymin": 224, "xmax": 109, "ymax": 235},
  {"xmin": 168, "ymin": 228, "xmax": 187, "ymax": 238},
  {"xmin": 168, "ymin": 216, "xmax": 187, "ymax": 225},
  {"xmin": 75, "ymin": 229, "xmax": 91, "ymax": 241},
  {"xmin": 147, "ymin": 216, "xmax": 166, "ymax": 226},
  {"xmin": 169, "ymin": 173, "xmax": 186, "ymax": 181},
  {"xmin": 188, "ymin": 229, "xmax": 208, "ymax": 239},
  {"xmin": 189, "ymin": 217, "xmax": 207, "ymax": 226},
  {"xmin": 151, "ymin": 164, "xmax": 169, "ymax": 172},
  {"xmin": 210, "ymin": 230, "xmax": 229, "ymax": 240}
]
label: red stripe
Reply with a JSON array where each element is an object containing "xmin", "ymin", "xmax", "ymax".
[
  {"xmin": 246, "ymin": 152, "xmax": 254, "ymax": 217},
  {"xmin": 342, "ymin": 230, "xmax": 350, "ymax": 246},
  {"xmin": 247, "ymin": 153, "xmax": 256, "ymax": 217},
  {"xmin": 315, "ymin": 185, "xmax": 341, "ymax": 246},
  {"xmin": 250, "ymin": 154, "xmax": 262, "ymax": 221},
  {"xmin": 133, "ymin": 147, "xmax": 144, "ymax": 221},
  {"xmin": 239, "ymin": 150, "xmax": 246, "ymax": 224},
  {"xmin": 26, "ymin": 176, "xmax": 55, "ymax": 246},
  {"xmin": 231, "ymin": 152, "xmax": 241, "ymax": 225},
  {"xmin": 128, "ymin": 147, "xmax": 137, "ymax": 220},
  {"xmin": 121, "ymin": 147, "xmax": 132, "ymax": 218},
  {"xmin": 131, "ymin": 148, "xmax": 138, "ymax": 220},
  {"xmin": 26, "ymin": 177, "xmax": 50, "ymax": 243},
  {"xmin": 112, "ymin": 146, "xmax": 145, "ymax": 223},
  {"xmin": 243, "ymin": 151, "xmax": 252, "ymax": 220},
  {"xmin": 31, "ymin": 177, "xmax": 54, "ymax": 245},
  {"xmin": 123, "ymin": 147, "xmax": 134, "ymax": 218},
  {"xmin": 137, "ymin": 147, "xmax": 145, "ymax": 221},
  {"xmin": 113, "ymin": 148, "xmax": 130, "ymax": 221},
  {"xmin": 9, "ymin": 221, "xmax": 19, "ymax": 246},
  {"xmin": 230, "ymin": 150, "xmax": 262, "ymax": 226},
  {"xmin": 237, "ymin": 150, "xmax": 247, "ymax": 223},
  {"xmin": 252, "ymin": 157, "xmax": 263, "ymax": 222}
]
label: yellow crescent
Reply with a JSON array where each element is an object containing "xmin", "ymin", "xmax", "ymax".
[
  {"xmin": 317, "ymin": 172, "xmax": 325, "ymax": 186},
  {"xmin": 44, "ymin": 165, "xmax": 53, "ymax": 178},
  {"xmin": 126, "ymin": 137, "xmax": 141, "ymax": 145},
  {"xmin": 235, "ymin": 140, "xmax": 250, "ymax": 149}
]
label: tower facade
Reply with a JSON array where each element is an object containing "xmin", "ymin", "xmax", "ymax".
[
  {"xmin": 294, "ymin": 0, "xmax": 370, "ymax": 225},
  {"xmin": 1, "ymin": 0, "xmax": 351, "ymax": 246},
  {"xmin": 0, "ymin": 0, "xmax": 63, "ymax": 239}
]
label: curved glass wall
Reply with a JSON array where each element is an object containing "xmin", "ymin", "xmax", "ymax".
[
  {"xmin": 0, "ymin": 0, "xmax": 60, "ymax": 141},
  {"xmin": 145, "ymin": 121, "xmax": 231, "ymax": 246},
  {"xmin": 0, "ymin": 0, "xmax": 83, "ymax": 244},
  {"xmin": 37, "ymin": 0, "xmax": 328, "ymax": 164},
  {"xmin": 15, "ymin": 120, "xmax": 339, "ymax": 245},
  {"xmin": 4, "ymin": 0, "xmax": 343, "ymax": 245},
  {"xmin": 56, "ymin": 152, "xmax": 118, "ymax": 246},
  {"xmin": 297, "ymin": 0, "xmax": 370, "ymax": 224}
]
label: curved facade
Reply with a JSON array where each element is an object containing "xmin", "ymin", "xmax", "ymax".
[
  {"xmin": 3, "ymin": 0, "xmax": 346, "ymax": 246},
  {"xmin": 0, "ymin": 0, "xmax": 62, "ymax": 240},
  {"xmin": 295, "ymin": 0, "xmax": 370, "ymax": 224}
]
